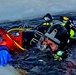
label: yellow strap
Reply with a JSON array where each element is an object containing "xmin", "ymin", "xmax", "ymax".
[
  {"xmin": 25, "ymin": 28, "xmax": 32, "ymax": 31},
  {"xmin": 7, "ymin": 28, "xmax": 24, "ymax": 33},
  {"xmin": 6, "ymin": 34, "xmax": 25, "ymax": 51},
  {"xmin": 43, "ymin": 23, "xmax": 47, "ymax": 25},
  {"xmin": 14, "ymin": 41, "xmax": 25, "ymax": 50},
  {"xmin": 46, "ymin": 23, "xmax": 49, "ymax": 25},
  {"xmin": 43, "ymin": 22, "xmax": 53, "ymax": 26},
  {"xmin": 7, "ymin": 28, "xmax": 26, "ymax": 50}
]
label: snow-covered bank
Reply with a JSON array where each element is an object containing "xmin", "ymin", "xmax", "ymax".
[
  {"xmin": 0, "ymin": 0, "xmax": 76, "ymax": 21},
  {"xmin": 0, "ymin": 65, "xmax": 20, "ymax": 75}
]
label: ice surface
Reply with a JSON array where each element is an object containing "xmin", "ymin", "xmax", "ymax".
[{"xmin": 0, "ymin": 0, "xmax": 76, "ymax": 21}]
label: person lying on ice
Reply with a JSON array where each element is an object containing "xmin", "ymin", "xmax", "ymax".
[{"xmin": 37, "ymin": 24, "xmax": 70, "ymax": 61}]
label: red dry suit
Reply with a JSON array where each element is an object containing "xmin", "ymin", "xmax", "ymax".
[{"xmin": 0, "ymin": 28, "xmax": 23, "ymax": 52}]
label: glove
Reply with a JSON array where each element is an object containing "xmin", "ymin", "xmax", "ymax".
[{"xmin": 0, "ymin": 50, "xmax": 12, "ymax": 66}]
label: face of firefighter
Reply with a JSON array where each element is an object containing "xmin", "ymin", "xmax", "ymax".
[{"xmin": 42, "ymin": 38, "xmax": 58, "ymax": 52}]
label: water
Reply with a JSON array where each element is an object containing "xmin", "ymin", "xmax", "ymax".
[{"xmin": 4, "ymin": 14, "xmax": 76, "ymax": 75}]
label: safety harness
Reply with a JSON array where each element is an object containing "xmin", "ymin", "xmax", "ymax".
[{"xmin": 0, "ymin": 28, "xmax": 25, "ymax": 52}]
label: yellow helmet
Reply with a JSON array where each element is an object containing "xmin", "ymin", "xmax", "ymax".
[
  {"xmin": 60, "ymin": 16, "xmax": 69, "ymax": 22},
  {"xmin": 63, "ymin": 16, "xmax": 69, "ymax": 21}
]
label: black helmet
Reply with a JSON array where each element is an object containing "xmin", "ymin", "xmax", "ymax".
[
  {"xmin": 43, "ymin": 13, "xmax": 52, "ymax": 21},
  {"xmin": 45, "ymin": 24, "xmax": 69, "ymax": 48}
]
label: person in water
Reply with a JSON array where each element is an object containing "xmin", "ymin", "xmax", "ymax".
[
  {"xmin": 0, "ymin": 14, "xmax": 76, "ymax": 65},
  {"xmin": 37, "ymin": 24, "xmax": 70, "ymax": 61}
]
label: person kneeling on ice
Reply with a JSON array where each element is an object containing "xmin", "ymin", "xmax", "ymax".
[{"xmin": 37, "ymin": 24, "xmax": 70, "ymax": 61}]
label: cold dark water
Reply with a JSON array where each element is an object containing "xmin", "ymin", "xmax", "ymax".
[{"xmin": 1, "ymin": 13, "xmax": 76, "ymax": 75}]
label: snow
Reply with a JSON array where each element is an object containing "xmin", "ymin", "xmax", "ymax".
[
  {"xmin": 0, "ymin": 0, "xmax": 76, "ymax": 21},
  {"xmin": 0, "ymin": 64, "xmax": 19, "ymax": 75}
]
